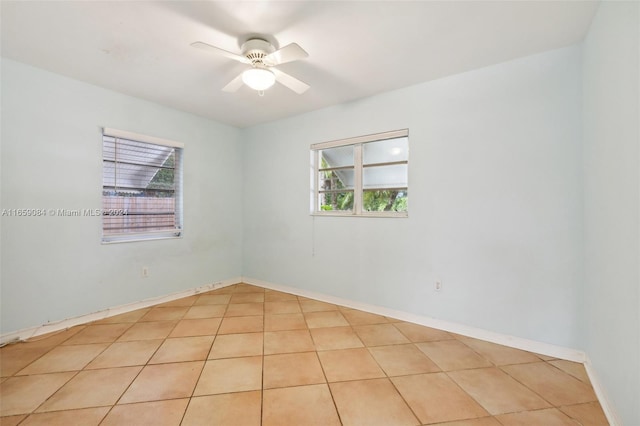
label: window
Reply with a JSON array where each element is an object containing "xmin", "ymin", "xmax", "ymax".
[
  {"xmin": 102, "ymin": 128, "xmax": 183, "ymax": 243},
  {"xmin": 311, "ymin": 129, "xmax": 408, "ymax": 216}
]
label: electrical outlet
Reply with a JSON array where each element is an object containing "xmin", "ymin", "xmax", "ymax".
[
  {"xmin": 142, "ymin": 266, "xmax": 149, "ymax": 278},
  {"xmin": 435, "ymin": 280, "xmax": 442, "ymax": 292}
]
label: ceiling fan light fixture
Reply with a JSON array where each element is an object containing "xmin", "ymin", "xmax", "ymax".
[{"xmin": 242, "ymin": 68, "xmax": 276, "ymax": 91}]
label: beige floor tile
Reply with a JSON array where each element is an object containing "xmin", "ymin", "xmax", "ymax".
[
  {"xmin": 139, "ymin": 307, "xmax": 188, "ymax": 322},
  {"xmin": 117, "ymin": 321, "xmax": 177, "ymax": 341},
  {"xmin": 18, "ymin": 407, "xmax": 110, "ymax": 426},
  {"xmin": 183, "ymin": 305, "xmax": 226, "ymax": 319},
  {"xmin": 0, "ymin": 372, "xmax": 75, "ymax": 416},
  {"xmin": 264, "ymin": 301, "xmax": 302, "ymax": 314},
  {"xmin": 19, "ymin": 407, "xmax": 109, "ymax": 426},
  {"xmin": 86, "ymin": 340, "xmax": 163, "ymax": 369},
  {"xmin": 549, "ymin": 360, "xmax": 591, "ymax": 383},
  {"xmin": 495, "ymin": 408, "xmax": 580, "ymax": 425},
  {"xmin": 392, "ymin": 373, "xmax": 489, "ymax": 424},
  {"xmin": 264, "ymin": 352, "xmax": 326, "ymax": 389},
  {"xmin": 299, "ymin": 300, "xmax": 338, "ymax": 312},
  {"xmin": 353, "ymin": 323, "xmax": 411, "ymax": 346},
  {"xmin": 304, "ymin": 311, "xmax": 350, "ymax": 328},
  {"xmin": 317, "ymin": 348, "xmax": 385, "ymax": 382},
  {"xmin": 310, "ymin": 326, "xmax": 364, "ymax": 351},
  {"xmin": 341, "ymin": 309, "xmax": 389, "ymax": 325},
  {"xmin": 182, "ymin": 392, "xmax": 261, "ymax": 426},
  {"xmin": 263, "ymin": 384, "xmax": 340, "ymax": 426},
  {"xmin": 559, "ymin": 402, "xmax": 609, "ymax": 426},
  {"xmin": 330, "ymin": 378, "xmax": 419, "ymax": 426},
  {"xmin": 101, "ymin": 398, "xmax": 189, "ymax": 426},
  {"xmin": 502, "ymin": 362, "xmax": 597, "ymax": 406},
  {"xmin": 447, "ymin": 367, "xmax": 551, "ymax": 415},
  {"xmin": 459, "ymin": 337, "xmax": 541, "ymax": 365},
  {"xmin": 194, "ymin": 356, "xmax": 262, "ymax": 395},
  {"xmin": 392, "ymin": 322, "xmax": 454, "ymax": 342},
  {"xmin": 94, "ymin": 309, "xmax": 150, "ymax": 324},
  {"xmin": 429, "ymin": 417, "xmax": 502, "ymax": 426},
  {"xmin": 218, "ymin": 316, "xmax": 263, "ymax": 334},
  {"xmin": 149, "ymin": 336, "xmax": 214, "ymax": 364},
  {"xmin": 0, "ymin": 345, "xmax": 52, "ymax": 377},
  {"xmin": 0, "ymin": 415, "xmax": 26, "ymax": 426},
  {"xmin": 264, "ymin": 291, "xmax": 298, "ymax": 302},
  {"xmin": 264, "ymin": 330, "xmax": 315, "ymax": 355},
  {"xmin": 16, "ymin": 344, "xmax": 109, "ymax": 375},
  {"xmin": 369, "ymin": 344, "xmax": 440, "ymax": 376},
  {"xmin": 230, "ymin": 292, "xmax": 265, "ymax": 304},
  {"xmin": 61, "ymin": 324, "xmax": 132, "ymax": 345},
  {"xmin": 208, "ymin": 332, "xmax": 263, "ymax": 359},
  {"xmin": 119, "ymin": 361, "xmax": 204, "ymax": 404},
  {"xmin": 224, "ymin": 303, "xmax": 264, "ymax": 317},
  {"xmin": 264, "ymin": 313, "xmax": 308, "ymax": 331},
  {"xmin": 37, "ymin": 367, "xmax": 141, "ymax": 412},
  {"xmin": 168, "ymin": 318, "xmax": 221, "ymax": 337},
  {"xmin": 156, "ymin": 295, "xmax": 198, "ymax": 307},
  {"xmin": 193, "ymin": 294, "xmax": 231, "ymax": 305},
  {"xmin": 416, "ymin": 340, "xmax": 492, "ymax": 371}
]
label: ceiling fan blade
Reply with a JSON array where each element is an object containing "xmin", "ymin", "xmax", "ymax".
[
  {"xmin": 263, "ymin": 43, "xmax": 308, "ymax": 66},
  {"xmin": 222, "ymin": 73, "xmax": 245, "ymax": 92},
  {"xmin": 191, "ymin": 41, "xmax": 251, "ymax": 64},
  {"xmin": 272, "ymin": 68, "xmax": 310, "ymax": 94}
]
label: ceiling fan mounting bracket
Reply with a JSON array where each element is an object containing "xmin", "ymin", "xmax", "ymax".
[{"xmin": 241, "ymin": 38, "xmax": 274, "ymax": 66}]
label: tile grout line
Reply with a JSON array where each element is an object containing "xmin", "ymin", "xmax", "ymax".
[
  {"xmin": 178, "ymin": 291, "xmax": 223, "ymax": 425},
  {"xmin": 305, "ymin": 299, "xmax": 345, "ymax": 425}
]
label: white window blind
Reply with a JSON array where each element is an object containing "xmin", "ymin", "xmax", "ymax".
[{"xmin": 102, "ymin": 128, "xmax": 183, "ymax": 243}]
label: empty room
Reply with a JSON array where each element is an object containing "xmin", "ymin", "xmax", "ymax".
[{"xmin": 0, "ymin": 1, "xmax": 638, "ymax": 425}]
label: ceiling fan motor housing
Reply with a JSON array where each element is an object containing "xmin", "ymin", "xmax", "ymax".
[{"xmin": 241, "ymin": 39, "xmax": 275, "ymax": 67}]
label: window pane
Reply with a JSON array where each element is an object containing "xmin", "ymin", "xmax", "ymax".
[
  {"xmin": 320, "ymin": 145, "xmax": 354, "ymax": 168},
  {"xmin": 363, "ymin": 137, "xmax": 408, "ymax": 165},
  {"xmin": 319, "ymin": 168, "xmax": 355, "ymax": 192},
  {"xmin": 363, "ymin": 164, "xmax": 407, "ymax": 189},
  {"xmin": 318, "ymin": 191, "xmax": 354, "ymax": 211},
  {"xmin": 363, "ymin": 189, "xmax": 408, "ymax": 212}
]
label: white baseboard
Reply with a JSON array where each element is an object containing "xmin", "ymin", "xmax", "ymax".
[
  {"xmin": 243, "ymin": 277, "xmax": 586, "ymax": 362},
  {"xmin": 584, "ymin": 355, "xmax": 621, "ymax": 426},
  {"xmin": 0, "ymin": 277, "xmax": 241, "ymax": 345}
]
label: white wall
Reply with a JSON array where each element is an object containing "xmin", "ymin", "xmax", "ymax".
[
  {"xmin": 0, "ymin": 59, "xmax": 243, "ymax": 334},
  {"xmin": 582, "ymin": 2, "xmax": 640, "ymax": 425},
  {"xmin": 242, "ymin": 46, "xmax": 584, "ymax": 348}
]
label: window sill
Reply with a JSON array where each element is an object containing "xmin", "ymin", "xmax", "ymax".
[
  {"xmin": 102, "ymin": 232, "xmax": 183, "ymax": 244},
  {"xmin": 311, "ymin": 212, "xmax": 408, "ymax": 218}
]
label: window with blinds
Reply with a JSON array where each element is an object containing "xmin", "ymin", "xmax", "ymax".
[{"xmin": 102, "ymin": 128, "xmax": 183, "ymax": 243}]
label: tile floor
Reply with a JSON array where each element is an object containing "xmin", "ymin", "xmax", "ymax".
[{"xmin": 0, "ymin": 283, "xmax": 609, "ymax": 425}]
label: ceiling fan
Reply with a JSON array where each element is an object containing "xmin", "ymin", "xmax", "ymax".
[{"xmin": 191, "ymin": 38, "xmax": 310, "ymax": 95}]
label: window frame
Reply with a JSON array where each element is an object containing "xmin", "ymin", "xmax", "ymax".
[
  {"xmin": 102, "ymin": 127, "xmax": 184, "ymax": 244},
  {"xmin": 311, "ymin": 129, "xmax": 408, "ymax": 217}
]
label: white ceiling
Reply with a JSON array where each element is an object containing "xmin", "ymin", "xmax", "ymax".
[{"xmin": 1, "ymin": 1, "xmax": 598, "ymax": 128}]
